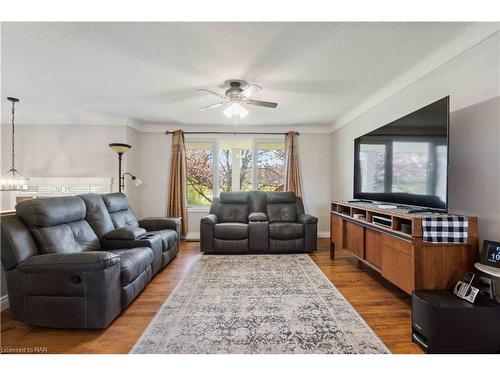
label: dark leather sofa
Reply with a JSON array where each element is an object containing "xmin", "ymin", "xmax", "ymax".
[
  {"xmin": 201, "ymin": 191, "xmax": 317, "ymax": 253},
  {"xmin": 0, "ymin": 193, "xmax": 180, "ymax": 329}
]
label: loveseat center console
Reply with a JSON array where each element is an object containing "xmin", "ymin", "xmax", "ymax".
[{"xmin": 330, "ymin": 201, "xmax": 478, "ymax": 293}]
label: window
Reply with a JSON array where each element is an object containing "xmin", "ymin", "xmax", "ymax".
[
  {"xmin": 185, "ymin": 136, "xmax": 285, "ymax": 206},
  {"xmin": 257, "ymin": 142, "xmax": 285, "ymax": 191},
  {"xmin": 185, "ymin": 142, "xmax": 214, "ymax": 206}
]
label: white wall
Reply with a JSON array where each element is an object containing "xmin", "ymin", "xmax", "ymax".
[
  {"xmin": 330, "ymin": 32, "xmax": 500, "ymax": 242},
  {"xmin": 137, "ymin": 132, "xmax": 332, "ymax": 238}
]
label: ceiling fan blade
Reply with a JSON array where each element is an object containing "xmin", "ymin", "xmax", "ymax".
[
  {"xmin": 241, "ymin": 84, "xmax": 263, "ymax": 98},
  {"xmin": 246, "ymin": 99, "xmax": 278, "ymax": 109},
  {"xmin": 200, "ymin": 102, "xmax": 225, "ymax": 110},
  {"xmin": 197, "ymin": 89, "xmax": 225, "ymax": 98}
]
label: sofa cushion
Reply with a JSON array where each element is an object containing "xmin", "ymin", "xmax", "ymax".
[
  {"xmin": 31, "ymin": 221, "xmax": 100, "ymax": 254},
  {"xmin": 15, "ymin": 196, "xmax": 100, "ymax": 254},
  {"xmin": 265, "ymin": 192, "xmax": 296, "ymax": 204},
  {"xmin": 219, "ymin": 192, "xmax": 249, "ymax": 204},
  {"xmin": 147, "ymin": 229, "xmax": 178, "ymax": 250},
  {"xmin": 101, "ymin": 193, "xmax": 139, "ymax": 228},
  {"xmin": 269, "ymin": 222, "xmax": 304, "ymax": 240},
  {"xmin": 17, "ymin": 196, "xmax": 87, "ymax": 228},
  {"xmin": 214, "ymin": 223, "xmax": 248, "ymax": 240},
  {"xmin": 79, "ymin": 193, "xmax": 115, "ymax": 238},
  {"xmin": 267, "ymin": 203, "xmax": 297, "ymax": 223},
  {"xmin": 109, "ymin": 247, "xmax": 154, "ymax": 286},
  {"xmin": 218, "ymin": 204, "xmax": 249, "ymax": 223}
]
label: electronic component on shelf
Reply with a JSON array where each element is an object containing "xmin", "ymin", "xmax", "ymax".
[{"xmin": 372, "ymin": 215, "xmax": 392, "ymax": 227}]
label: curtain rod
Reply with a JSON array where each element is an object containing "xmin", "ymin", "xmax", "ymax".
[{"xmin": 164, "ymin": 131, "xmax": 299, "ymax": 136}]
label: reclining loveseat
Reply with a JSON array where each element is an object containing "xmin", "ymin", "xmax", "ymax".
[
  {"xmin": 200, "ymin": 191, "xmax": 317, "ymax": 253},
  {"xmin": 0, "ymin": 193, "xmax": 180, "ymax": 329}
]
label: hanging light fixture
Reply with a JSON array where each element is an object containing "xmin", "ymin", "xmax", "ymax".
[{"xmin": 0, "ymin": 97, "xmax": 29, "ymax": 191}]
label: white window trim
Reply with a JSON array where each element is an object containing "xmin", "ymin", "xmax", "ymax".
[{"xmin": 185, "ymin": 134, "xmax": 285, "ymax": 208}]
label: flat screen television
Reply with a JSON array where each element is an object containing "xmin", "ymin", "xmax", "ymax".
[{"xmin": 354, "ymin": 96, "xmax": 449, "ymax": 210}]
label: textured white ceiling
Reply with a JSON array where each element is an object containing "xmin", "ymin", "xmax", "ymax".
[{"xmin": 1, "ymin": 22, "xmax": 498, "ymax": 129}]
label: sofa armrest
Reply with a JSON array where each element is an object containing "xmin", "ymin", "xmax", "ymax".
[
  {"xmin": 249, "ymin": 212, "xmax": 267, "ymax": 222},
  {"xmin": 297, "ymin": 214, "xmax": 318, "ymax": 224},
  {"xmin": 200, "ymin": 214, "xmax": 218, "ymax": 225},
  {"xmin": 16, "ymin": 251, "xmax": 121, "ymax": 273},
  {"xmin": 102, "ymin": 226, "xmax": 146, "ymax": 240},
  {"xmin": 138, "ymin": 217, "xmax": 181, "ymax": 232}
]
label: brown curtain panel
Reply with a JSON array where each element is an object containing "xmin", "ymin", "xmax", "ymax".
[
  {"xmin": 167, "ymin": 130, "xmax": 188, "ymax": 235},
  {"xmin": 284, "ymin": 131, "xmax": 302, "ymax": 197}
]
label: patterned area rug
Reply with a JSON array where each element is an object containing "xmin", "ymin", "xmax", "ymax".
[{"xmin": 131, "ymin": 254, "xmax": 390, "ymax": 354}]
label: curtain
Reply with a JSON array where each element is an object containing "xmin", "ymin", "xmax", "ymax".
[
  {"xmin": 284, "ymin": 131, "xmax": 302, "ymax": 197},
  {"xmin": 167, "ymin": 130, "xmax": 188, "ymax": 236}
]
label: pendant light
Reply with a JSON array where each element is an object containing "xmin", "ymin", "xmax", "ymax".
[{"xmin": 0, "ymin": 97, "xmax": 29, "ymax": 191}]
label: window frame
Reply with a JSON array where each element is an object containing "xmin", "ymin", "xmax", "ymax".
[{"xmin": 185, "ymin": 134, "xmax": 285, "ymax": 209}]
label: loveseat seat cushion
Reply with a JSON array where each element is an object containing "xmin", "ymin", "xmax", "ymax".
[
  {"xmin": 214, "ymin": 223, "xmax": 249, "ymax": 240},
  {"xmin": 147, "ymin": 229, "xmax": 178, "ymax": 250},
  {"xmin": 269, "ymin": 222, "xmax": 304, "ymax": 240},
  {"xmin": 108, "ymin": 247, "xmax": 153, "ymax": 286}
]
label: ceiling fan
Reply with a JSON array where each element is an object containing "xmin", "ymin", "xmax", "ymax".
[{"xmin": 197, "ymin": 80, "xmax": 278, "ymax": 118}]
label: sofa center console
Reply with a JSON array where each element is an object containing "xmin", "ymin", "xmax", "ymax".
[{"xmin": 330, "ymin": 201, "xmax": 478, "ymax": 293}]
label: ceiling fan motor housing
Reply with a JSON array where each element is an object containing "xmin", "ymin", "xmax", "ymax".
[{"xmin": 226, "ymin": 81, "xmax": 244, "ymax": 99}]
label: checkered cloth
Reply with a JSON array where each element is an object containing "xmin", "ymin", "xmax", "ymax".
[{"xmin": 422, "ymin": 216, "xmax": 468, "ymax": 243}]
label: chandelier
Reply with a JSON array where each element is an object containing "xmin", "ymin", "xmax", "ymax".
[{"xmin": 0, "ymin": 97, "xmax": 29, "ymax": 191}]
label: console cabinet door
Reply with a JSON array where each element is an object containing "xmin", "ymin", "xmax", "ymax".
[
  {"xmin": 331, "ymin": 215, "xmax": 344, "ymax": 249},
  {"xmin": 381, "ymin": 237, "xmax": 414, "ymax": 293},
  {"xmin": 345, "ymin": 221, "xmax": 364, "ymax": 258},
  {"xmin": 365, "ymin": 229, "xmax": 382, "ymax": 269}
]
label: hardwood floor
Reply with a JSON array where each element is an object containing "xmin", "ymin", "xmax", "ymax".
[{"xmin": 0, "ymin": 239, "xmax": 422, "ymax": 354}]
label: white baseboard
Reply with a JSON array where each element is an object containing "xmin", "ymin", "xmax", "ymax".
[
  {"xmin": 185, "ymin": 231, "xmax": 330, "ymax": 241},
  {"xmin": 318, "ymin": 231, "xmax": 330, "ymax": 238},
  {"xmin": 1, "ymin": 294, "xmax": 9, "ymax": 312},
  {"xmin": 184, "ymin": 232, "xmax": 201, "ymax": 241}
]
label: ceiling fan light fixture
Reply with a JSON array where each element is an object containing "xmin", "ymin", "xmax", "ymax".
[{"xmin": 223, "ymin": 102, "xmax": 248, "ymax": 119}]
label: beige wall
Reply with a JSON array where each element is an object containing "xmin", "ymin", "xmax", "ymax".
[{"xmin": 330, "ymin": 32, "xmax": 500, "ymax": 243}]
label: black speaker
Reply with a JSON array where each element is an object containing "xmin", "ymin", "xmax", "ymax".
[{"xmin": 412, "ymin": 290, "xmax": 500, "ymax": 353}]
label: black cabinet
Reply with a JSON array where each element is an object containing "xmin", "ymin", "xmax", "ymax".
[{"xmin": 412, "ymin": 290, "xmax": 500, "ymax": 353}]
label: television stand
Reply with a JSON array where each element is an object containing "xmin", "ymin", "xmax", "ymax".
[{"xmin": 330, "ymin": 200, "xmax": 478, "ymax": 294}]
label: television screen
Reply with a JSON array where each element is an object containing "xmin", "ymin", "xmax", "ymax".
[{"xmin": 354, "ymin": 96, "xmax": 449, "ymax": 210}]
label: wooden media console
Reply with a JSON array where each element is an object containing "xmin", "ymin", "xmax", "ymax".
[{"xmin": 330, "ymin": 201, "xmax": 478, "ymax": 294}]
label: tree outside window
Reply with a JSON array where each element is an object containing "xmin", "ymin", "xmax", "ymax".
[{"xmin": 185, "ymin": 137, "xmax": 285, "ymax": 206}]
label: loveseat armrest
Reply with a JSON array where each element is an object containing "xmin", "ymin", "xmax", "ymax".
[
  {"xmin": 249, "ymin": 212, "xmax": 267, "ymax": 222},
  {"xmin": 102, "ymin": 226, "xmax": 146, "ymax": 240},
  {"xmin": 16, "ymin": 251, "xmax": 121, "ymax": 274},
  {"xmin": 297, "ymin": 214, "xmax": 318, "ymax": 251},
  {"xmin": 200, "ymin": 214, "xmax": 218, "ymax": 252},
  {"xmin": 200, "ymin": 214, "xmax": 218, "ymax": 225},
  {"xmin": 297, "ymin": 214, "xmax": 318, "ymax": 224}
]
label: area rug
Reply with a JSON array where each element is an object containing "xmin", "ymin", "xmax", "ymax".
[{"xmin": 131, "ymin": 254, "xmax": 390, "ymax": 354}]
